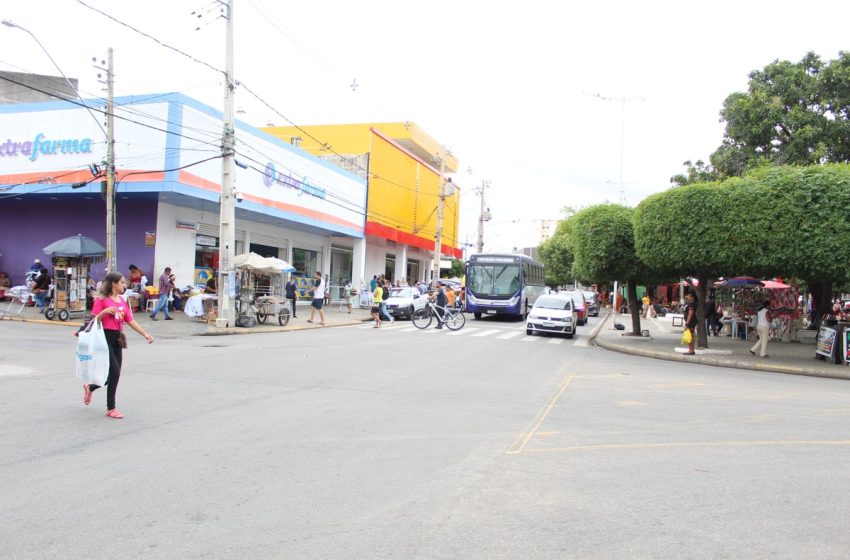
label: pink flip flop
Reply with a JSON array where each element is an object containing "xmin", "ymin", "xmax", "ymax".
[
  {"xmin": 83, "ymin": 384, "xmax": 92, "ymax": 406},
  {"xmin": 105, "ymin": 409, "xmax": 124, "ymax": 419}
]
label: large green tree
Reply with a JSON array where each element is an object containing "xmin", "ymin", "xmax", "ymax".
[
  {"xmin": 571, "ymin": 204, "xmax": 649, "ymax": 335},
  {"xmin": 712, "ymin": 51, "xmax": 850, "ymax": 176}
]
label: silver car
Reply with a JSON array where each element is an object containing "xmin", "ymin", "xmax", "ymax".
[
  {"xmin": 384, "ymin": 287, "xmax": 429, "ymax": 319},
  {"xmin": 526, "ymin": 294, "xmax": 577, "ymax": 338}
]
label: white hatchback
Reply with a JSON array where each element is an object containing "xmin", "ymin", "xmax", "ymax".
[
  {"xmin": 385, "ymin": 287, "xmax": 429, "ymax": 319},
  {"xmin": 526, "ymin": 294, "xmax": 577, "ymax": 338}
]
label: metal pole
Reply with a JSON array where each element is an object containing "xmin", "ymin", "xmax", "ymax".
[
  {"xmin": 477, "ymin": 180, "xmax": 489, "ymax": 253},
  {"xmin": 217, "ymin": 0, "xmax": 237, "ymax": 326},
  {"xmin": 105, "ymin": 47, "xmax": 117, "ymax": 272},
  {"xmin": 432, "ymin": 155, "xmax": 445, "ymax": 285}
]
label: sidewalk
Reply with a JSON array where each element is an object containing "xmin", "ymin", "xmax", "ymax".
[
  {"xmin": 3, "ymin": 300, "xmax": 373, "ymax": 337},
  {"xmin": 592, "ymin": 310, "xmax": 850, "ymax": 381}
]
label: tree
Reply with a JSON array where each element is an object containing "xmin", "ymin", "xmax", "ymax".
[
  {"xmin": 446, "ymin": 258, "xmax": 465, "ymax": 279},
  {"xmin": 570, "ymin": 204, "xmax": 650, "ymax": 335},
  {"xmin": 538, "ymin": 219, "xmax": 573, "ymax": 287},
  {"xmin": 712, "ymin": 51, "xmax": 850, "ymax": 176},
  {"xmin": 670, "ymin": 160, "xmax": 719, "ymax": 186}
]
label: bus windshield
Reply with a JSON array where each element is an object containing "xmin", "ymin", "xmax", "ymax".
[{"xmin": 468, "ymin": 264, "xmax": 520, "ymax": 296}]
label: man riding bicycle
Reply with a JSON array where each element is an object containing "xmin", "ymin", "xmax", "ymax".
[{"xmin": 430, "ymin": 281, "xmax": 449, "ymax": 329}]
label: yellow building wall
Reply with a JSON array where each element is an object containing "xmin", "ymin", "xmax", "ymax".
[{"xmin": 262, "ymin": 123, "xmax": 461, "ymax": 256}]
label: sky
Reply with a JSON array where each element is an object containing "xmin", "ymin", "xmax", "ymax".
[{"xmin": 2, "ymin": 0, "xmax": 849, "ymax": 252}]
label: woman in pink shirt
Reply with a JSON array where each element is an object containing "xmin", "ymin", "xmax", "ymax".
[{"xmin": 84, "ymin": 272, "xmax": 153, "ymax": 419}]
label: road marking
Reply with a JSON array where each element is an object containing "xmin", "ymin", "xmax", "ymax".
[
  {"xmin": 508, "ymin": 366, "xmax": 578, "ymax": 455},
  {"xmin": 546, "ymin": 338, "xmax": 563, "ymax": 345},
  {"xmin": 401, "ymin": 327, "xmax": 419, "ymax": 332},
  {"xmin": 574, "ymin": 337, "xmax": 589, "ymax": 347},
  {"xmin": 447, "ymin": 327, "xmax": 478, "ymax": 336},
  {"xmin": 520, "ymin": 336, "xmax": 540, "ymax": 342},
  {"xmin": 497, "ymin": 331, "xmax": 521, "ymax": 340},
  {"xmin": 522, "ymin": 439, "xmax": 850, "ymax": 454},
  {"xmin": 472, "ymin": 329, "xmax": 501, "ymax": 338}
]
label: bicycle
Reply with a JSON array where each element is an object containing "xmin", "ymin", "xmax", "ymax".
[{"xmin": 411, "ymin": 301, "xmax": 466, "ymax": 331}]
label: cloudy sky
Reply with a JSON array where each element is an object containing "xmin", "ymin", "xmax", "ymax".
[{"xmin": 3, "ymin": 0, "xmax": 849, "ymax": 251}]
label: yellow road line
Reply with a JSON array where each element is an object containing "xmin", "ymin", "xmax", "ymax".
[
  {"xmin": 507, "ymin": 367, "xmax": 577, "ymax": 455},
  {"xmin": 522, "ymin": 439, "xmax": 850, "ymax": 454}
]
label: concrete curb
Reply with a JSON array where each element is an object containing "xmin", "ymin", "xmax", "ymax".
[{"xmin": 593, "ymin": 333, "xmax": 850, "ymax": 381}]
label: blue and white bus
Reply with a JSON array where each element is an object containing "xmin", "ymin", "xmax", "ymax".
[{"xmin": 465, "ymin": 253, "xmax": 545, "ymax": 319}]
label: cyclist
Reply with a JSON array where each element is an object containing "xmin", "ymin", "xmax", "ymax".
[{"xmin": 430, "ymin": 281, "xmax": 449, "ymax": 329}]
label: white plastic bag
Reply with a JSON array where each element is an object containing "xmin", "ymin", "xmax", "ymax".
[{"xmin": 76, "ymin": 319, "xmax": 110, "ymax": 386}]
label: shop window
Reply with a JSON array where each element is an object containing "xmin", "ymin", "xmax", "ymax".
[
  {"xmin": 385, "ymin": 254, "xmax": 395, "ymax": 282},
  {"xmin": 292, "ymin": 247, "xmax": 320, "ymax": 276},
  {"xmin": 250, "ymin": 243, "xmax": 279, "ymax": 258}
]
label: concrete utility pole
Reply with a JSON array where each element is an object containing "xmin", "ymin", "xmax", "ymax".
[
  {"xmin": 216, "ymin": 0, "xmax": 237, "ymax": 327},
  {"xmin": 104, "ymin": 48, "xmax": 116, "ymax": 272},
  {"xmin": 432, "ymin": 154, "xmax": 446, "ymax": 285},
  {"xmin": 476, "ymin": 180, "xmax": 491, "ymax": 253}
]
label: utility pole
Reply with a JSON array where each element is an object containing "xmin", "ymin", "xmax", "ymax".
[
  {"xmin": 476, "ymin": 180, "xmax": 491, "ymax": 253},
  {"xmin": 432, "ymin": 154, "xmax": 446, "ymax": 286},
  {"xmin": 217, "ymin": 0, "xmax": 237, "ymax": 327},
  {"xmin": 104, "ymin": 47, "xmax": 116, "ymax": 272}
]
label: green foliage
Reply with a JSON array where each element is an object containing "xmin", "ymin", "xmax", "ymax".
[
  {"xmin": 538, "ymin": 218, "xmax": 573, "ymax": 286},
  {"xmin": 570, "ymin": 204, "xmax": 642, "ymax": 283},
  {"xmin": 713, "ymin": 51, "xmax": 850, "ymax": 176},
  {"xmin": 446, "ymin": 259, "xmax": 465, "ymax": 279},
  {"xmin": 635, "ymin": 164, "xmax": 850, "ymax": 287},
  {"xmin": 670, "ymin": 160, "xmax": 719, "ymax": 186}
]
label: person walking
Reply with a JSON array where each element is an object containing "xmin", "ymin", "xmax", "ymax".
[
  {"xmin": 149, "ymin": 267, "xmax": 174, "ymax": 321},
  {"xmin": 32, "ymin": 266, "xmax": 50, "ymax": 313},
  {"xmin": 285, "ymin": 276, "xmax": 298, "ymax": 318},
  {"xmin": 371, "ymin": 280, "xmax": 383, "ymax": 328},
  {"xmin": 379, "ymin": 280, "xmax": 394, "ymax": 323},
  {"xmin": 750, "ymin": 300, "xmax": 773, "ymax": 358},
  {"xmin": 343, "ymin": 281, "xmax": 353, "ymax": 314},
  {"xmin": 683, "ymin": 291, "xmax": 698, "ymax": 355},
  {"xmin": 84, "ymin": 272, "xmax": 153, "ymax": 419},
  {"xmin": 307, "ymin": 271, "xmax": 326, "ymax": 325}
]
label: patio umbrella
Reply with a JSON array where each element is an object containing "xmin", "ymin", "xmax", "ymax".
[
  {"xmin": 715, "ymin": 276, "xmax": 764, "ymax": 288},
  {"xmin": 760, "ymin": 280, "xmax": 791, "ymax": 289},
  {"xmin": 42, "ymin": 234, "xmax": 106, "ymax": 257}
]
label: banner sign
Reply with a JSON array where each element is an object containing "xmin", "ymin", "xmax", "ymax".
[{"xmin": 816, "ymin": 326, "xmax": 837, "ymax": 359}]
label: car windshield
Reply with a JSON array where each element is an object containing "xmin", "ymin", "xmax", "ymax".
[
  {"xmin": 567, "ymin": 292, "xmax": 585, "ymax": 307},
  {"xmin": 583, "ymin": 291, "xmax": 596, "ymax": 301},
  {"xmin": 534, "ymin": 296, "xmax": 572, "ymax": 311},
  {"xmin": 388, "ymin": 287, "xmax": 414, "ymax": 298},
  {"xmin": 467, "ymin": 264, "xmax": 520, "ymax": 296}
]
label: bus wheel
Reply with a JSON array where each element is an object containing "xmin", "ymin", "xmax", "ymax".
[{"xmin": 473, "ymin": 312, "xmax": 482, "ymax": 320}]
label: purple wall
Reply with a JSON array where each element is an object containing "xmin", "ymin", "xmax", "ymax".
[{"xmin": 0, "ymin": 196, "xmax": 158, "ymax": 285}]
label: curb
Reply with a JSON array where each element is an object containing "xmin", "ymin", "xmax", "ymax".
[{"xmin": 592, "ymin": 335, "xmax": 850, "ymax": 381}]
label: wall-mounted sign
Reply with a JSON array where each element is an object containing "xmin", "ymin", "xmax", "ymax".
[
  {"xmin": 144, "ymin": 231, "xmax": 156, "ymax": 246},
  {"xmin": 196, "ymin": 235, "xmax": 217, "ymax": 247},
  {"xmin": 176, "ymin": 220, "xmax": 199, "ymax": 231}
]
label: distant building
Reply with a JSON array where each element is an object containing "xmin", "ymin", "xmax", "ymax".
[
  {"xmin": 540, "ymin": 219, "xmax": 558, "ymax": 243},
  {"xmin": 0, "ymin": 71, "xmax": 78, "ymax": 104}
]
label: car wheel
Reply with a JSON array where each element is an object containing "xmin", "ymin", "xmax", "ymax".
[
  {"xmin": 526, "ymin": 328, "xmax": 532, "ymax": 336},
  {"xmin": 474, "ymin": 312, "xmax": 482, "ymax": 320},
  {"xmin": 566, "ymin": 332, "xmax": 574, "ymax": 339},
  {"xmin": 408, "ymin": 304, "xmax": 414, "ymax": 318}
]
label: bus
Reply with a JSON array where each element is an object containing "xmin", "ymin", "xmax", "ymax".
[{"xmin": 465, "ymin": 253, "xmax": 545, "ymax": 319}]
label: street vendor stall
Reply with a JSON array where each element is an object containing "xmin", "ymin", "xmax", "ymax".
[
  {"xmin": 41, "ymin": 234, "xmax": 105, "ymax": 322},
  {"xmin": 234, "ymin": 252, "xmax": 296, "ymax": 327},
  {"xmin": 714, "ymin": 277, "xmax": 800, "ymax": 342}
]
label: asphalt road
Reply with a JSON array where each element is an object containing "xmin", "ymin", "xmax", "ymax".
[{"xmin": 2, "ymin": 315, "xmax": 850, "ymax": 559}]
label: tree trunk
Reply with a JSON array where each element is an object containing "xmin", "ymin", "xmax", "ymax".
[
  {"xmin": 809, "ymin": 280, "xmax": 833, "ymax": 330},
  {"xmin": 627, "ymin": 280, "xmax": 642, "ymax": 336},
  {"xmin": 695, "ymin": 274, "xmax": 709, "ymax": 349}
]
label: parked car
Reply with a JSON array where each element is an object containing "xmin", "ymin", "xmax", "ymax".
[
  {"xmin": 583, "ymin": 290, "xmax": 599, "ymax": 317},
  {"xmin": 385, "ymin": 287, "xmax": 429, "ymax": 319},
  {"xmin": 564, "ymin": 290, "xmax": 588, "ymax": 325},
  {"xmin": 526, "ymin": 294, "xmax": 577, "ymax": 338}
]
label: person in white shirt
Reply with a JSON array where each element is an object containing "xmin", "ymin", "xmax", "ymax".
[
  {"xmin": 749, "ymin": 300, "xmax": 773, "ymax": 358},
  {"xmin": 307, "ymin": 271, "xmax": 326, "ymax": 325}
]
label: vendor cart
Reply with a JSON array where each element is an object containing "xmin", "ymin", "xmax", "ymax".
[
  {"xmin": 234, "ymin": 252, "xmax": 296, "ymax": 327},
  {"xmin": 41, "ymin": 234, "xmax": 105, "ymax": 322}
]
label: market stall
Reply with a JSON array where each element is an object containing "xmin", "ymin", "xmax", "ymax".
[
  {"xmin": 41, "ymin": 234, "xmax": 105, "ymax": 322},
  {"xmin": 714, "ymin": 277, "xmax": 800, "ymax": 342},
  {"xmin": 234, "ymin": 252, "xmax": 296, "ymax": 327}
]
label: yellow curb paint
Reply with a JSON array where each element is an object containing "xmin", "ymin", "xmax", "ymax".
[{"xmin": 507, "ymin": 366, "xmax": 577, "ymax": 455}]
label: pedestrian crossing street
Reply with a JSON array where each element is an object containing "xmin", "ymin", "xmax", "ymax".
[{"xmin": 352, "ymin": 322, "xmax": 589, "ymax": 346}]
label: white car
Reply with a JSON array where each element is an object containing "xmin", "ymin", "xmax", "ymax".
[
  {"xmin": 526, "ymin": 294, "xmax": 577, "ymax": 338},
  {"xmin": 385, "ymin": 287, "xmax": 429, "ymax": 319}
]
